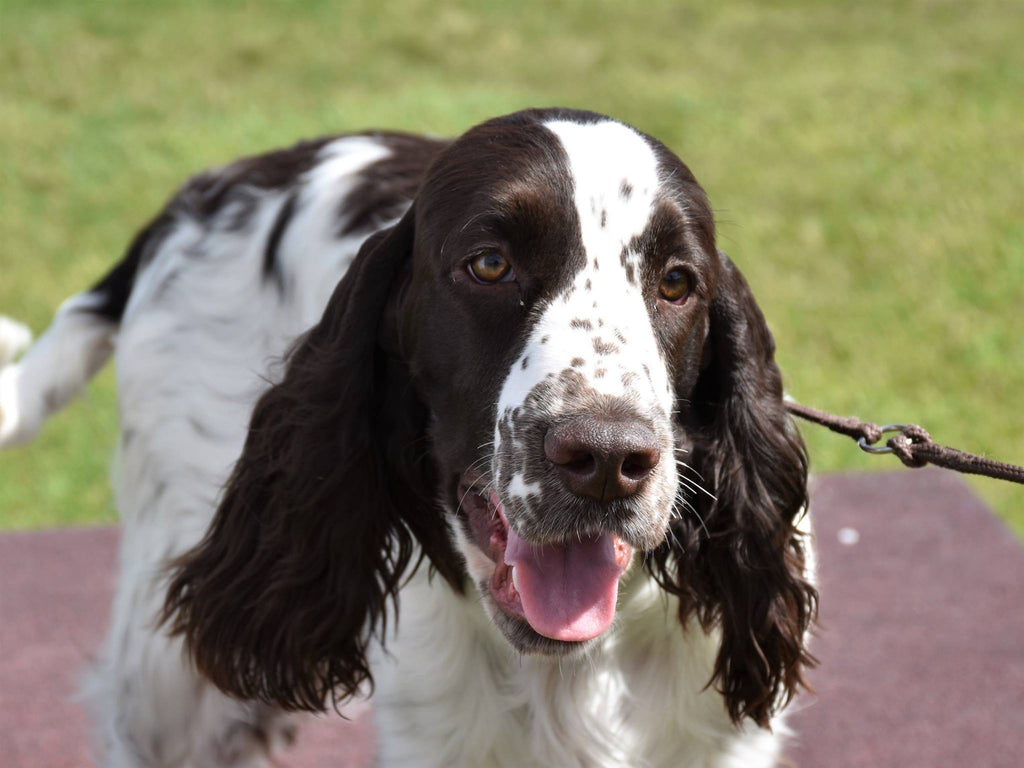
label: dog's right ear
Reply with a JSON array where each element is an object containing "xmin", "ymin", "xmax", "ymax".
[{"xmin": 162, "ymin": 207, "xmax": 461, "ymax": 712}]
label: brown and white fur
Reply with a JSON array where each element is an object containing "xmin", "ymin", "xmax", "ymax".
[{"xmin": 0, "ymin": 108, "xmax": 816, "ymax": 767}]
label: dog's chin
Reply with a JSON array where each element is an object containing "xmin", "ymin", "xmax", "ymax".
[
  {"xmin": 489, "ymin": 605, "xmax": 594, "ymax": 657},
  {"xmin": 456, "ymin": 475, "xmax": 637, "ymax": 657}
]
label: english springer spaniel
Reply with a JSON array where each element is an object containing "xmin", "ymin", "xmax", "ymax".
[{"xmin": 0, "ymin": 108, "xmax": 816, "ymax": 767}]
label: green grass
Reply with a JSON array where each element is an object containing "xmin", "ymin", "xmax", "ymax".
[{"xmin": 1, "ymin": 0, "xmax": 1021, "ymax": 535}]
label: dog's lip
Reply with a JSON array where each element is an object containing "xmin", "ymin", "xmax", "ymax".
[
  {"xmin": 457, "ymin": 476, "xmax": 506, "ymax": 561},
  {"xmin": 456, "ymin": 477, "xmax": 524, "ymax": 618}
]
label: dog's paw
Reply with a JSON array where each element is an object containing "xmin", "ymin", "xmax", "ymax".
[{"xmin": 0, "ymin": 317, "xmax": 32, "ymax": 368}]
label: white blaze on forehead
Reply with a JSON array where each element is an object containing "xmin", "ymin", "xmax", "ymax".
[
  {"xmin": 546, "ymin": 119, "xmax": 661, "ymax": 248},
  {"xmin": 494, "ymin": 119, "xmax": 675, "ymax": 481}
]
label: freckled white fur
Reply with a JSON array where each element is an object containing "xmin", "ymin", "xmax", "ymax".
[
  {"xmin": 494, "ymin": 119, "xmax": 677, "ymax": 525},
  {"xmin": 496, "ymin": 120, "xmax": 669, "ymax": 419},
  {"xmin": 495, "ymin": 120, "xmax": 672, "ymax": 425}
]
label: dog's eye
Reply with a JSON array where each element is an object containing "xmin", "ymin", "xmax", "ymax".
[
  {"xmin": 659, "ymin": 267, "xmax": 691, "ymax": 303},
  {"xmin": 468, "ymin": 251, "xmax": 513, "ymax": 284}
]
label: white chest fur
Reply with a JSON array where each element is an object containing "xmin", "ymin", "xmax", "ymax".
[{"xmin": 370, "ymin": 568, "xmax": 782, "ymax": 768}]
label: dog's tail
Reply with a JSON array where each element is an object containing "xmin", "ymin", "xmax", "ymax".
[{"xmin": 0, "ymin": 217, "xmax": 160, "ymax": 449}]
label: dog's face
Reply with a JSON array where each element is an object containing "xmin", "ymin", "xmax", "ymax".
[
  {"xmin": 394, "ymin": 111, "xmax": 717, "ymax": 653},
  {"xmin": 166, "ymin": 108, "xmax": 814, "ymax": 727}
]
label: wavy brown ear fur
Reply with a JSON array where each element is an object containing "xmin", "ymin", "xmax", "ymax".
[
  {"xmin": 648, "ymin": 253, "xmax": 818, "ymax": 728},
  {"xmin": 162, "ymin": 209, "xmax": 461, "ymax": 712}
]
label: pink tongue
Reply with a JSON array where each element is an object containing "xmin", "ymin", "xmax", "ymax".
[{"xmin": 503, "ymin": 526, "xmax": 623, "ymax": 642}]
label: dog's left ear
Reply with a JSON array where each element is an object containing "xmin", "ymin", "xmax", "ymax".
[
  {"xmin": 162, "ymin": 207, "xmax": 462, "ymax": 713},
  {"xmin": 649, "ymin": 252, "xmax": 817, "ymax": 728}
]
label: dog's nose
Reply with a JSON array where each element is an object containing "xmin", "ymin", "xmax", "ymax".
[{"xmin": 544, "ymin": 416, "xmax": 660, "ymax": 501}]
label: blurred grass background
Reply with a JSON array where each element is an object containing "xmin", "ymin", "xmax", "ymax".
[{"xmin": 1, "ymin": 0, "xmax": 1021, "ymax": 536}]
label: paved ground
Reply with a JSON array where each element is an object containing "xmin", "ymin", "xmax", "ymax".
[{"xmin": 2, "ymin": 469, "xmax": 1022, "ymax": 766}]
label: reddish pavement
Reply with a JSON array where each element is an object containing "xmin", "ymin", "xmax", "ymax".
[{"xmin": 2, "ymin": 469, "xmax": 1022, "ymax": 767}]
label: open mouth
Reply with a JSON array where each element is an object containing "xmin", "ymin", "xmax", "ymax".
[{"xmin": 459, "ymin": 478, "xmax": 634, "ymax": 646}]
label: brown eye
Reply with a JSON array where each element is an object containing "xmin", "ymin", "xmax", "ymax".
[
  {"xmin": 468, "ymin": 251, "xmax": 513, "ymax": 283},
  {"xmin": 659, "ymin": 267, "xmax": 691, "ymax": 302}
]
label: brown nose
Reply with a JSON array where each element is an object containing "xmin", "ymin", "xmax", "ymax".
[{"xmin": 544, "ymin": 416, "xmax": 660, "ymax": 501}]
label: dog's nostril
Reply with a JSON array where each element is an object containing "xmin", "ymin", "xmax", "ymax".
[
  {"xmin": 562, "ymin": 451, "xmax": 597, "ymax": 475},
  {"xmin": 622, "ymin": 449, "xmax": 659, "ymax": 480}
]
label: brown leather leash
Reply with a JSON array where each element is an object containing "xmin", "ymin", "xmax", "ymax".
[{"xmin": 785, "ymin": 401, "xmax": 1024, "ymax": 485}]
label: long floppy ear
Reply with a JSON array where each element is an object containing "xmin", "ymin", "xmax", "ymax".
[
  {"xmin": 649, "ymin": 253, "xmax": 817, "ymax": 728},
  {"xmin": 163, "ymin": 208, "xmax": 462, "ymax": 712}
]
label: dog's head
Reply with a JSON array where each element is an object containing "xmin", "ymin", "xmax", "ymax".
[{"xmin": 164, "ymin": 108, "xmax": 816, "ymax": 727}]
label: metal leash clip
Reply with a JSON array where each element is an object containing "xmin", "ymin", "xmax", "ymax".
[{"xmin": 857, "ymin": 424, "xmax": 910, "ymax": 455}]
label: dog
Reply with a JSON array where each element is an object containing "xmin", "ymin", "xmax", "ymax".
[{"xmin": 0, "ymin": 107, "xmax": 816, "ymax": 767}]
